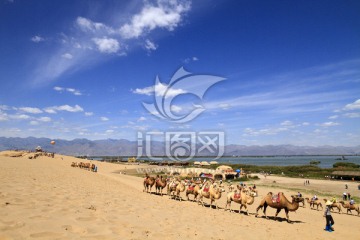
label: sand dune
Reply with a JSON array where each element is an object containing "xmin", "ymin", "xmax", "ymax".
[{"xmin": 0, "ymin": 151, "xmax": 359, "ymax": 240}]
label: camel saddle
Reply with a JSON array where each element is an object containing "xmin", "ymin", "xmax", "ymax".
[
  {"xmin": 203, "ymin": 187, "xmax": 210, "ymax": 192},
  {"xmin": 188, "ymin": 185, "xmax": 195, "ymax": 191},
  {"xmin": 234, "ymin": 192, "xmax": 241, "ymax": 199},
  {"xmin": 272, "ymin": 193, "xmax": 281, "ymax": 203}
]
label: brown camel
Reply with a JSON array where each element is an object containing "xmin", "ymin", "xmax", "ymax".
[
  {"xmin": 339, "ymin": 201, "xmax": 359, "ymax": 215},
  {"xmin": 167, "ymin": 180, "xmax": 186, "ymax": 201},
  {"xmin": 323, "ymin": 199, "xmax": 341, "ymax": 213},
  {"xmin": 291, "ymin": 195, "xmax": 305, "ymax": 208},
  {"xmin": 143, "ymin": 174, "xmax": 156, "ymax": 193},
  {"xmin": 186, "ymin": 183, "xmax": 202, "ymax": 201},
  {"xmin": 225, "ymin": 190, "xmax": 256, "ymax": 215},
  {"xmin": 155, "ymin": 176, "xmax": 167, "ymax": 196},
  {"xmin": 305, "ymin": 197, "xmax": 323, "ymax": 210},
  {"xmin": 256, "ymin": 192, "xmax": 303, "ymax": 222},
  {"xmin": 198, "ymin": 183, "xmax": 225, "ymax": 209}
]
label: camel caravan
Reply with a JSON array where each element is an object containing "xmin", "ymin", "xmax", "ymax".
[
  {"xmin": 142, "ymin": 172, "xmax": 360, "ymax": 222},
  {"xmin": 71, "ymin": 161, "xmax": 98, "ymax": 172}
]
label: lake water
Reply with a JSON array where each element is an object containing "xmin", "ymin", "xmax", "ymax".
[{"xmin": 195, "ymin": 155, "xmax": 360, "ymax": 168}]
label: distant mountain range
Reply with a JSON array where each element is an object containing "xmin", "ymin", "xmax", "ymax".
[{"xmin": 0, "ymin": 137, "xmax": 359, "ymax": 156}]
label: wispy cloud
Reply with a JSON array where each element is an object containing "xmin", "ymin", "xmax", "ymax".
[
  {"xmin": 144, "ymin": 39, "xmax": 157, "ymax": 52},
  {"xmin": 53, "ymin": 86, "xmax": 82, "ymax": 96},
  {"xmin": 319, "ymin": 121, "xmax": 340, "ymax": 127},
  {"xmin": 18, "ymin": 107, "xmax": 43, "ymax": 114},
  {"xmin": 92, "ymin": 37, "xmax": 120, "ymax": 54},
  {"xmin": 44, "ymin": 104, "xmax": 84, "ymax": 114},
  {"xmin": 343, "ymin": 99, "xmax": 360, "ymax": 111},
  {"xmin": 119, "ymin": 1, "xmax": 191, "ymax": 39},
  {"xmin": 133, "ymin": 82, "xmax": 186, "ymax": 98},
  {"xmin": 30, "ymin": 35, "xmax": 45, "ymax": 43},
  {"xmin": 30, "ymin": 0, "xmax": 191, "ymax": 86},
  {"xmin": 61, "ymin": 53, "xmax": 73, "ymax": 59}
]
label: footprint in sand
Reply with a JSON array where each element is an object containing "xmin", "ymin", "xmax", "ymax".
[
  {"xmin": 29, "ymin": 232, "xmax": 64, "ymax": 238},
  {"xmin": 0, "ymin": 221, "xmax": 25, "ymax": 231},
  {"xmin": 62, "ymin": 225, "xmax": 88, "ymax": 234},
  {"xmin": 76, "ymin": 216, "xmax": 97, "ymax": 221}
]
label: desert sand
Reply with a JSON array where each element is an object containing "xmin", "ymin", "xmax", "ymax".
[{"xmin": 1, "ymin": 151, "xmax": 359, "ymax": 240}]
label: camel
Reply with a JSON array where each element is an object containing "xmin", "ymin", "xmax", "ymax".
[
  {"xmin": 198, "ymin": 183, "xmax": 225, "ymax": 209},
  {"xmin": 256, "ymin": 192, "xmax": 303, "ymax": 222},
  {"xmin": 225, "ymin": 190, "xmax": 256, "ymax": 215},
  {"xmin": 167, "ymin": 180, "xmax": 186, "ymax": 201},
  {"xmin": 291, "ymin": 195, "xmax": 305, "ymax": 208},
  {"xmin": 143, "ymin": 174, "xmax": 156, "ymax": 193},
  {"xmin": 248, "ymin": 186, "xmax": 258, "ymax": 197},
  {"xmin": 305, "ymin": 197, "xmax": 323, "ymax": 210},
  {"xmin": 155, "ymin": 176, "xmax": 167, "ymax": 196},
  {"xmin": 185, "ymin": 183, "xmax": 202, "ymax": 201},
  {"xmin": 339, "ymin": 201, "xmax": 359, "ymax": 215},
  {"xmin": 323, "ymin": 199, "xmax": 341, "ymax": 213}
]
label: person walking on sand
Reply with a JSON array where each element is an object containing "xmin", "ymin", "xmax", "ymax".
[{"xmin": 324, "ymin": 201, "xmax": 335, "ymax": 232}]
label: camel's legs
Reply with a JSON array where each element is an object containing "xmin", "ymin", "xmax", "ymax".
[
  {"xmin": 241, "ymin": 204, "xmax": 248, "ymax": 215},
  {"xmin": 225, "ymin": 200, "xmax": 231, "ymax": 211},
  {"xmin": 275, "ymin": 208, "xmax": 281, "ymax": 220},
  {"xmin": 263, "ymin": 202, "xmax": 268, "ymax": 219},
  {"xmin": 285, "ymin": 208, "xmax": 290, "ymax": 222}
]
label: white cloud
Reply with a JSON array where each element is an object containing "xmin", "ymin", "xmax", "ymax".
[
  {"xmin": 43, "ymin": 108, "xmax": 57, "ymax": 114},
  {"xmin": 219, "ymin": 103, "xmax": 230, "ymax": 110},
  {"xmin": 171, "ymin": 105, "xmax": 182, "ymax": 113},
  {"xmin": 53, "ymin": 86, "xmax": 82, "ymax": 95},
  {"xmin": 0, "ymin": 105, "xmax": 10, "ymax": 110},
  {"xmin": 184, "ymin": 56, "xmax": 199, "ymax": 63},
  {"xmin": 38, "ymin": 117, "xmax": 51, "ymax": 122},
  {"xmin": 44, "ymin": 105, "xmax": 84, "ymax": 114},
  {"xmin": 92, "ymin": 37, "xmax": 120, "ymax": 54},
  {"xmin": 30, "ymin": 121, "xmax": 39, "ymax": 125},
  {"xmin": 100, "ymin": 117, "xmax": 109, "ymax": 121},
  {"xmin": 76, "ymin": 17, "xmax": 115, "ymax": 34},
  {"xmin": 243, "ymin": 126, "xmax": 289, "ymax": 137},
  {"xmin": 137, "ymin": 116, "xmax": 147, "ymax": 121},
  {"xmin": 105, "ymin": 129, "xmax": 114, "ymax": 133},
  {"xmin": 280, "ymin": 120, "xmax": 293, "ymax": 126},
  {"xmin": 144, "ymin": 39, "xmax": 157, "ymax": 51},
  {"xmin": 31, "ymin": 35, "xmax": 45, "ymax": 43},
  {"xmin": 132, "ymin": 82, "xmax": 186, "ymax": 98},
  {"xmin": 133, "ymin": 85, "xmax": 154, "ymax": 96},
  {"xmin": 328, "ymin": 115, "xmax": 338, "ymax": 119},
  {"xmin": 85, "ymin": 112, "xmax": 93, "ymax": 116},
  {"xmin": 54, "ymin": 86, "xmax": 64, "ymax": 91},
  {"xmin": 66, "ymin": 88, "xmax": 82, "ymax": 96},
  {"xmin": 0, "ymin": 111, "xmax": 8, "ymax": 121},
  {"xmin": 119, "ymin": 1, "xmax": 191, "ymax": 39},
  {"xmin": 61, "ymin": 53, "xmax": 73, "ymax": 59},
  {"xmin": 302, "ymin": 122, "xmax": 310, "ymax": 126},
  {"xmin": 319, "ymin": 121, "xmax": 340, "ymax": 127},
  {"xmin": 11, "ymin": 114, "xmax": 30, "ymax": 120},
  {"xmin": 343, "ymin": 99, "xmax": 360, "ymax": 111},
  {"xmin": 343, "ymin": 112, "xmax": 360, "ymax": 118},
  {"xmin": 18, "ymin": 107, "xmax": 43, "ymax": 114}
]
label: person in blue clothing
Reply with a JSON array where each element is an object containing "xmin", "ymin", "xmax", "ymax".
[{"xmin": 324, "ymin": 201, "xmax": 335, "ymax": 232}]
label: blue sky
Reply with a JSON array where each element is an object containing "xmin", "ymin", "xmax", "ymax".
[{"xmin": 0, "ymin": 0, "xmax": 360, "ymax": 146}]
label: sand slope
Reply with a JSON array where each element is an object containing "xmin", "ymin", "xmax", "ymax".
[{"xmin": 0, "ymin": 151, "xmax": 359, "ymax": 240}]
